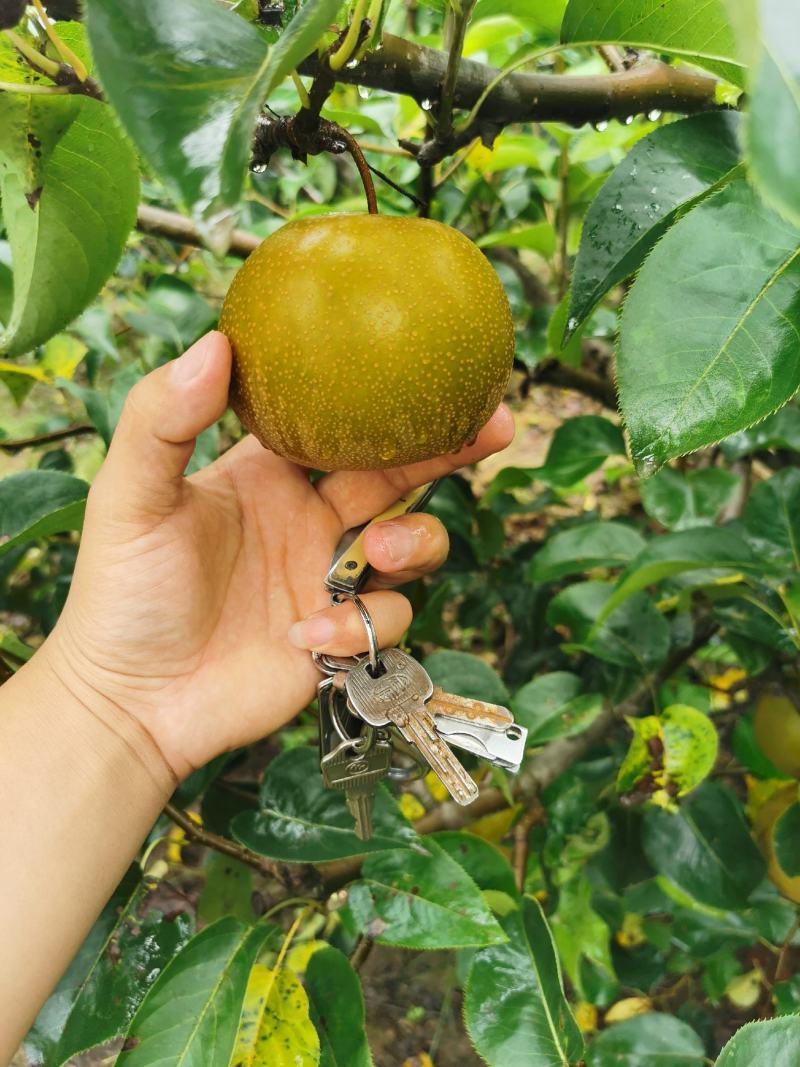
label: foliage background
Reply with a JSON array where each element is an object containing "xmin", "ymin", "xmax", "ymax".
[{"xmin": 2, "ymin": 0, "xmax": 800, "ymax": 1064}]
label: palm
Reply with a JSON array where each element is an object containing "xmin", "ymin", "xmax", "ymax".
[{"xmin": 66, "ymin": 438, "xmax": 347, "ymax": 777}]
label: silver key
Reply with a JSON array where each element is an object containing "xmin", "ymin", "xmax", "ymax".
[
  {"xmin": 345, "ymin": 649, "xmax": 479, "ymax": 806},
  {"xmin": 319, "ymin": 683, "xmax": 391, "ymax": 840},
  {"xmin": 425, "ymin": 688, "xmax": 528, "ymax": 773}
]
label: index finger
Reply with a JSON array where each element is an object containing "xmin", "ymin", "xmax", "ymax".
[{"xmin": 316, "ymin": 404, "xmax": 514, "ymax": 530}]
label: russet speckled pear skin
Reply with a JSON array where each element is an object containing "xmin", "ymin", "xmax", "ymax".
[{"xmin": 219, "ymin": 213, "xmax": 515, "ymax": 470}]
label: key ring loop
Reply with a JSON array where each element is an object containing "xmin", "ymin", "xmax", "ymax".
[{"xmin": 334, "ymin": 592, "xmax": 380, "ymax": 674}]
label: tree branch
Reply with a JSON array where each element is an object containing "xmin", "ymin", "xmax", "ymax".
[
  {"xmin": 0, "ymin": 423, "xmax": 96, "ymax": 452},
  {"xmin": 136, "ymin": 204, "xmax": 260, "ymax": 258},
  {"xmin": 300, "ymin": 34, "xmax": 721, "ymax": 135}
]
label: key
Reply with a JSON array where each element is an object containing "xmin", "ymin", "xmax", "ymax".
[
  {"xmin": 319, "ymin": 683, "xmax": 391, "ymax": 840},
  {"xmin": 425, "ymin": 689, "xmax": 528, "ymax": 773},
  {"xmin": 346, "ymin": 648, "xmax": 479, "ymax": 806}
]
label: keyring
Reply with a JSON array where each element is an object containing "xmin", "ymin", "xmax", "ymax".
[{"xmin": 334, "ymin": 591, "xmax": 380, "ymax": 674}]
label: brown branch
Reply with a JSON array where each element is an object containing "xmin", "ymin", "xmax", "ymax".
[
  {"xmin": 486, "ymin": 246, "xmax": 554, "ymax": 307},
  {"xmin": 597, "ymin": 45, "xmax": 627, "ymax": 73},
  {"xmin": 300, "ymin": 34, "xmax": 721, "ymax": 142},
  {"xmin": 0, "ymin": 423, "xmax": 96, "ymax": 452},
  {"xmin": 512, "ymin": 801, "xmax": 545, "ymax": 893},
  {"xmin": 532, "ymin": 359, "xmax": 617, "ymax": 408},
  {"xmin": 163, "ymin": 801, "xmax": 292, "ymax": 887},
  {"xmin": 136, "ymin": 204, "xmax": 260, "ymax": 258}
]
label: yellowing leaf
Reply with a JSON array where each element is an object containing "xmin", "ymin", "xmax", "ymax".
[
  {"xmin": 285, "ymin": 939, "xmax": 327, "ymax": 976},
  {"xmin": 399, "ymin": 793, "xmax": 426, "ymax": 822},
  {"xmin": 745, "ymin": 777, "xmax": 795, "ymax": 824},
  {"xmin": 725, "ymin": 967, "xmax": 764, "ymax": 1010},
  {"xmin": 40, "ymin": 335, "xmax": 87, "ymax": 380},
  {"xmin": 401, "ymin": 1055, "xmax": 434, "ymax": 1067},
  {"xmin": 709, "ymin": 667, "xmax": 747, "ymax": 692},
  {"xmin": 573, "ymin": 1002, "xmax": 598, "ymax": 1034},
  {"xmin": 615, "ymin": 913, "xmax": 646, "ymax": 949},
  {"xmin": 604, "ymin": 997, "xmax": 653, "ymax": 1024},
  {"xmin": 424, "ymin": 771, "xmax": 448, "ymax": 803},
  {"xmin": 231, "ymin": 964, "xmax": 320, "ymax": 1067},
  {"xmin": 467, "ymin": 803, "xmax": 522, "ymax": 847}
]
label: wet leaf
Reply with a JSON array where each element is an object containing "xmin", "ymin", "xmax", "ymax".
[
  {"xmin": 230, "ymin": 964, "xmax": 320, "ymax": 1066},
  {"xmin": 306, "ymin": 947, "xmax": 374, "ymax": 1067}
]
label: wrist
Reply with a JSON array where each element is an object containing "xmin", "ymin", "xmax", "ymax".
[{"xmin": 11, "ymin": 637, "xmax": 178, "ymax": 800}]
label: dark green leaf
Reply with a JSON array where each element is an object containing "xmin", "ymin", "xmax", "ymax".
[
  {"xmin": 597, "ymin": 527, "xmax": 759, "ymax": 625},
  {"xmin": 123, "ymin": 275, "xmax": 216, "ymax": 353},
  {"xmin": 423, "ymin": 650, "xmax": 509, "ymax": 705},
  {"xmin": 464, "ymin": 899, "xmax": 584, "ymax": 1067},
  {"xmin": 529, "ymin": 520, "xmax": 646, "ymax": 581},
  {"xmin": 25, "ymin": 866, "xmax": 193, "ymax": 1067},
  {"xmin": 431, "ymin": 831, "xmax": 518, "ymax": 896},
  {"xmin": 86, "ymin": 0, "xmax": 340, "ymax": 251},
  {"xmin": 306, "ymin": 947, "xmax": 374, "ymax": 1067},
  {"xmin": 548, "ymin": 581, "xmax": 670, "ymax": 672},
  {"xmin": 535, "ymin": 415, "xmax": 625, "ymax": 488},
  {"xmin": 346, "ymin": 840, "xmax": 507, "ymax": 949},
  {"xmin": 120, "ymin": 918, "xmax": 274, "ymax": 1064},
  {"xmin": 586, "ymin": 1013, "xmax": 704, "ymax": 1067},
  {"xmin": 0, "ymin": 470, "xmax": 87, "ymax": 557},
  {"xmin": 561, "ymin": 0, "xmax": 744, "ymax": 84},
  {"xmin": 512, "ymin": 672, "xmax": 604, "ymax": 744},
  {"xmin": 567, "ymin": 113, "xmax": 743, "ymax": 336},
  {"xmin": 642, "ymin": 783, "xmax": 766, "ymax": 910},
  {"xmin": 743, "ymin": 468, "xmax": 800, "ymax": 570},
  {"xmin": 641, "ymin": 467, "xmax": 742, "ymax": 531},
  {"xmin": 617, "ymin": 180, "xmax": 800, "ymax": 473},
  {"xmin": 745, "ymin": 0, "xmax": 800, "ymax": 228},
  {"xmin": 232, "ymin": 747, "xmax": 417, "ymax": 862},
  {"xmin": 0, "ymin": 98, "xmax": 138, "ymax": 355},
  {"xmin": 773, "ymin": 801, "xmax": 800, "ymax": 878},
  {"xmin": 715, "ymin": 1016, "xmax": 800, "ymax": 1065}
]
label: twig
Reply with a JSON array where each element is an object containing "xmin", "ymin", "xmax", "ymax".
[
  {"xmin": 0, "ymin": 424, "xmax": 96, "ymax": 452},
  {"xmin": 338, "ymin": 127, "xmax": 378, "ymax": 213},
  {"xmin": 163, "ymin": 801, "xmax": 292, "ymax": 888},
  {"xmin": 512, "ymin": 801, "xmax": 545, "ymax": 893},
  {"xmin": 532, "ymin": 359, "xmax": 616, "ymax": 408},
  {"xmin": 136, "ymin": 204, "xmax": 260, "ymax": 257},
  {"xmin": 597, "ymin": 45, "xmax": 627, "ymax": 73},
  {"xmin": 436, "ymin": 0, "xmax": 476, "ymax": 145},
  {"xmin": 486, "ymin": 246, "xmax": 554, "ymax": 308},
  {"xmin": 349, "ymin": 935, "xmax": 374, "ymax": 971}
]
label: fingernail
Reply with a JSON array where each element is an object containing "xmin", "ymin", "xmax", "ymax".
[
  {"xmin": 378, "ymin": 523, "xmax": 417, "ymax": 563},
  {"xmin": 171, "ymin": 334, "xmax": 213, "ymax": 384},
  {"xmin": 288, "ymin": 613, "xmax": 336, "ymax": 649}
]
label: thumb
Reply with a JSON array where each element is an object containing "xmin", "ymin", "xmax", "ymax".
[{"xmin": 98, "ymin": 331, "xmax": 232, "ymax": 520}]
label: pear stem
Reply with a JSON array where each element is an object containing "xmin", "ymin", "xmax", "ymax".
[{"xmin": 339, "ymin": 128, "xmax": 378, "ymax": 214}]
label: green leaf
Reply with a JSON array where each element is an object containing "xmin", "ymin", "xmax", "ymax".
[
  {"xmin": 715, "ymin": 1016, "xmax": 800, "ymax": 1065},
  {"xmin": 0, "ymin": 97, "xmax": 138, "ymax": 355},
  {"xmin": 551, "ymin": 879, "xmax": 614, "ymax": 997},
  {"xmin": 642, "ymin": 783, "xmax": 766, "ymax": 910},
  {"xmin": 744, "ymin": 0, "xmax": 800, "ymax": 228},
  {"xmin": 512, "ymin": 672, "xmax": 604, "ymax": 744},
  {"xmin": 345, "ymin": 840, "xmax": 507, "ymax": 949},
  {"xmin": 464, "ymin": 899, "xmax": 584, "ymax": 1067},
  {"xmin": 85, "ymin": 0, "xmax": 340, "ymax": 251},
  {"xmin": 560, "ymin": 0, "xmax": 745, "ymax": 84},
  {"xmin": 722, "ymin": 403, "xmax": 800, "ymax": 458},
  {"xmin": 617, "ymin": 180, "xmax": 800, "ymax": 473},
  {"xmin": 743, "ymin": 468, "xmax": 800, "ymax": 570},
  {"xmin": 431, "ymin": 831, "xmax": 518, "ymax": 896},
  {"xmin": 0, "ymin": 470, "xmax": 87, "ymax": 557},
  {"xmin": 477, "ymin": 222, "xmax": 556, "ymax": 256},
  {"xmin": 772, "ymin": 801, "xmax": 800, "ymax": 878},
  {"xmin": 422, "ymin": 650, "xmax": 510, "ymax": 705},
  {"xmin": 231, "ymin": 747, "xmax": 418, "ymax": 863},
  {"xmin": 230, "ymin": 964, "xmax": 320, "ymax": 1067},
  {"xmin": 534, "ymin": 415, "xmax": 626, "ymax": 488},
  {"xmin": 25, "ymin": 866, "xmax": 193, "ymax": 1067},
  {"xmin": 530, "ymin": 520, "xmax": 646, "ymax": 582},
  {"xmin": 596, "ymin": 526, "xmax": 759, "ymax": 626},
  {"xmin": 120, "ymin": 918, "xmax": 274, "ymax": 1065},
  {"xmin": 641, "ymin": 467, "xmax": 742, "ymax": 531},
  {"xmin": 306, "ymin": 947, "xmax": 374, "ymax": 1067},
  {"xmin": 586, "ymin": 1013, "xmax": 705, "ymax": 1067},
  {"xmin": 197, "ymin": 853, "xmax": 255, "ymax": 926},
  {"xmin": 567, "ymin": 113, "xmax": 743, "ymax": 337},
  {"xmin": 548, "ymin": 581, "xmax": 670, "ymax": 672}
]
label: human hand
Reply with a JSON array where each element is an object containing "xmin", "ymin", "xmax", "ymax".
[{"xmin": 39, "ymin": 331, "xmax": 513, "ymax": 783}]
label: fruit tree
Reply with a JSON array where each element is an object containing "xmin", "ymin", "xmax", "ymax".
[{"xmin": 2, "ymin": 0, "xmax": 800, "ymax": 1065}]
